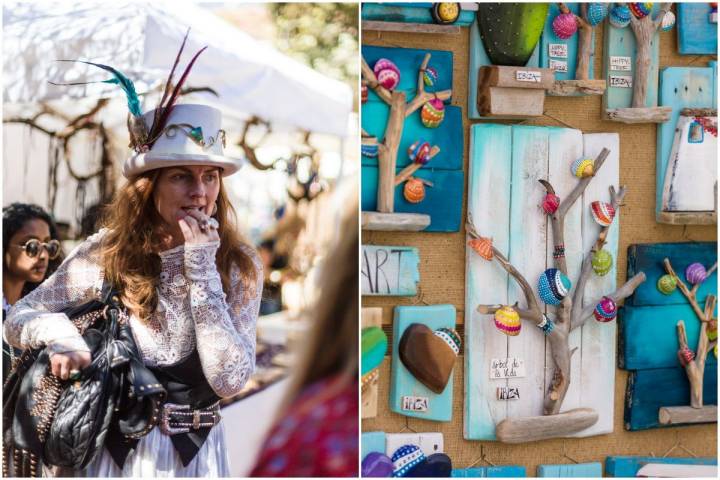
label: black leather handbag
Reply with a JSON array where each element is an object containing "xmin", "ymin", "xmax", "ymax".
[{"xmin": 2, "ymin": 282, "xmax": 165, "ymax": 477}]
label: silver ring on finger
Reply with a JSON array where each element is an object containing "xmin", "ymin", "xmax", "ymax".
[
  {"xmin": 198, "ymin": 220, "xmax": 210, "ymax": 232},
  {"xmin": 207, "ymin": 218, "xmax": 219, "ymax": 230}
]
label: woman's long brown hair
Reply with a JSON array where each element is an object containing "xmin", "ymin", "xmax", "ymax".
[{"xmin": 100, "ymin": 170, "xmax": 258, "ymax": 320}]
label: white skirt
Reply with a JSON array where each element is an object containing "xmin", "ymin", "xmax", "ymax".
[{"xmin": 79, "ymin": 421, "xmax": 230, "ymax": 477}]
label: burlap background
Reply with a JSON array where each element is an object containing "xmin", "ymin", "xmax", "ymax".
[{"xmin": 361, "ymin": 14, "xmax": 718, "ymax": 475}]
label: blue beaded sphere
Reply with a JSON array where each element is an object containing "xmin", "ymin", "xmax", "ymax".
[
  {"xmin": 609, "ymin": 4, "xmax": 632, "ymax": 28},
  {"xmin": 538, "ymin": 268, "xmax": 572, "ymax": 306},
  {"xmin": 587, "ymin": 3, "xmax": 608, "ymax": 26},
  {"xmin": 391, "ymin": 444, "xmax": 425, "ymax": 477}
]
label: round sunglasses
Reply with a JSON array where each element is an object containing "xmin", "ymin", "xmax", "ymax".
[{"xmin": 12, "ymin": 239, "xmax": 61, "ymax": 260}]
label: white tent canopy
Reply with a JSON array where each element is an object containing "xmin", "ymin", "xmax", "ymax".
[{"xmin": 3, "ymin": 0, "xmax": 353, "ymax": 136}]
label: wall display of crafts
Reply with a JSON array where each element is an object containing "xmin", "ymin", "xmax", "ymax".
[{"xmin": 464, "ymin": 124, "xmax": 645, "ymax": 443}]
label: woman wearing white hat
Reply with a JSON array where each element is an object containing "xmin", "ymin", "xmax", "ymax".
[{"xmin": 5, "ymin": 39, "xmax": 262, "ymax": 477}]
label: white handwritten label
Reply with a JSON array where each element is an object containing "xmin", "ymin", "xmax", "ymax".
[
  {"xmin": 610, "ymin": 56, "xmax": 632, "ymax": 71},
  {"xmin": 402, "ymin": 396, "xmax": 429, "ymax": 412},
  {"xmin": 497, "ymin": 387, "xmax": 521, "ymax": 400},
  {"xmin": 490, "ymin": 358, "xmax": 526, "ymax": 379},
  {"xmin": 548, "ymin": 43, "xmax": 568, "ymax": 58},
  {"xmin": 609, "ymin": 75, "xmax": 633, "ymax": 88},
  {"xmin": 515, "ymin": 70, "xmax": 542, "ymax": 83},
  {"xmin": 549, "ymin": 59, "xmax": 568, "ymax": 73}
]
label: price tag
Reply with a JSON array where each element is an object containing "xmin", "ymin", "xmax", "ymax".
[
  {"xmin": 610, "ymin": 56, "xmax": 632, "ymax": 71},
  {"xmin": 497, "ymin": 387, "xmax": 521, "ymax": 400},
  {"xmin": 609, "ymin": 75, "xmax": 633, "ymax": 88},
  {"xmin": 548, "ymin": 43, "xmax": 568, "ymax": 58},
  {"xmin": 515, "ymin": 70, "xmax": 542, "ymax": 83},
  {"xmin": 402, "ymin": 396, "xmax": 428, "ymax": 412},
  {"xmin": 549, "ymin": 59, "xmax": 568, "ymax": 73},
  {"xmin": 490, "ymin": 358, "xmax": 526, "ymax": 379}
]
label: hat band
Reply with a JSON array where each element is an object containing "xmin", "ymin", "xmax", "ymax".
[{"xmin": 141, "ymin": 123, "xmax": 226, "ymax": 152}]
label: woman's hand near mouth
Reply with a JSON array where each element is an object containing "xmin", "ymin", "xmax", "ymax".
[{"xmin": 177, "ymin": 208, "xmax": 220, "ymax": 245}]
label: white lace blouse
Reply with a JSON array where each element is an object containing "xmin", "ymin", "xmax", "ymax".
[{"xmin": 4, "ymin": 228, "xmax": 263, "ymax": 398}]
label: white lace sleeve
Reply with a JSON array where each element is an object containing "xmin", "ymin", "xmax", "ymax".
[
  {"xmin": 183, "ymin": 241, "xmax": 263, "ymax": 398},
  {"xmin": 4, "ymin": 230, "xmax": 106, "ymax": 356}
]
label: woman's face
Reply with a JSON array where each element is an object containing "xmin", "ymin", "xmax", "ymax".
[
  {"xmin": 153, "ymin": 165, "xmax": 221, "ymax": 239},
  {"xmin": 4, "ymin": 218, "xmax": 52, "ymax": 284}
]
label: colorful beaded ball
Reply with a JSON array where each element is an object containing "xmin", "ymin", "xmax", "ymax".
[
  {"xmin": 542, "ymin": 193, "xmax": 561, "ymax": 215},
  {"xmin": 494, "ymin": 306, "xmax": 521, "ymax": 336},
  {"xmin": 361, "ymin": 83, "xmax": 368, "ymax": 104},
  {"xmin": 590, "ymin": 201, "xmax": 616, "ymax": 227},
  {"xmin": 431, "ymin": 2, "xmax": 460, "ymax": 24},
  {"xmin": 403, "ymin": 178, "xmax": 426, "ymax": 204},
  {"xmin": 685, "ymin": 262, "xmax": 708, "ymax": 285},
  {"xmin": 392, "ymin": 444, "xmax": 425, "ymax": 477},
  {"xmin": 657, "ymin": 274, "xmax": 677, "ymax": 294},
  {"xmin": 468, "ymin": 236, "xmax": 493, "ymax": 261},
  {"xmin": 609, "ymin": 4, "xmax": 632, "ymax": 28},
  {"xmin": 629, "ymin": 2, "xmax": 653, "ymax": 19},
  {"xmin": 434, "ymin": 327, "xmax": 462, "ymax": 355},
  {"xmin": 361, "ymin": 143, "xmax": 379, "ymax": 158},
  {"xmin": 587, "ymin": 3, "xmax": 609, "ymax": 26},
  {"xmin": 660, "ymin": 10, "xmax": 675, "ymax": 31},
  {"xmin": 373, "ymin": 58, "xmax": 400, "ymax": 91},
  {"xmin": 594, "ymin": 296, "xmax": 617, "ymax": 322},
  {"xmin": 421, "ymin": 98, "xmax": 445, "ymax": 128},
  {"xmin": 553, "ymin": 12, "xmax": 578, "ymax": 39},
  {"xmin": 571, "ymin": 157, "xmax": 594, "ymax": 178},
  {"xmin": 408, "ymin": 140, "xmax": 432, "ymax": 164},
  {"xmin": 592, "ymin": 249, "xmax": 613, "ymax": 276},
  {"xmin": 538, "ymin": 268, "xmax": 572, "ymax": 305},
  {"xmin": 423, "ymin": 66, "xmax": 439, "ymax": 87}
]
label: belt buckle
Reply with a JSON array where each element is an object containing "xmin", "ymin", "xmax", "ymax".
[{"xmin": 160, "ymin": 402, "xmax": 191, "ymax": 435}]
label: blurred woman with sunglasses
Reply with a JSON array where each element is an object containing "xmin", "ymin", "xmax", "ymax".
[{"xmin": 2, "ymin": 202, "xmax": 63, "ymax": 380}]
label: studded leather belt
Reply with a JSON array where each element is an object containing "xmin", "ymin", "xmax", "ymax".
[{"xmin": 159, "ymin": 401, "xmax": 221, "ymax": 435}]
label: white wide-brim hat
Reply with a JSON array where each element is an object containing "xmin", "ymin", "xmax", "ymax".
[{"xmin": 123, "ymin": 104, "xmax": 241, "ymax": 178}]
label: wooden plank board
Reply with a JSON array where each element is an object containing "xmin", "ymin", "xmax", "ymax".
[
  {"xmin": 539, "ymin": 3, "xmax": 595, "ymax": 83},
  {"xmin": 464, "ymin": 125, "xmax": 619, "ymax": 440},
  {"xmin": 537, "ymin": 462, "xmax": 602, "ymax": 477},
  {"xmin": 464, "ymin": 124, "xmax": 513, "ymax": 440},
  {"xmin": 361, "ymin": 167, "xmax": 464, "ymax": 232},
  {"xmin": 468, "ymin": 19, "xmax": 540, "ymax": 119},
  {"xmin": 362, "ymin": 45, "xmax": 453, "ymax": 102},
  {"xmin": 624, "ymin": 242, "xmax": 717, "ymax": 308},
  {"xmin": 361, "ymin": 3, "xmax": 476, "ymax": 26},
  {"xmin": 390, "ymin": 305, "xmax": 457, "ymax": 421},
  {"xmin": 362, "ymin": 20, "xmax": 461, "ymax": 35},
  {"xmin": 385, "ymin": 432, "xmax": 444, "ymax": 457},
  {"xmin": 602, "ymin": 5, "xmax": 662, "ymax": 111},
  {"xmin": 361, "ymin": 431, "xmax": 387, "ymax": 460},
  {"xmin": 676, "ymin": 3, "xmax": 718, "ymax": 55},
  {"xmin": 624, "ymin": 365, "xmax": 718, "ymax": 430},
  {"xmin": 362, "ymin": 308, "xmax": 383, "ymax": 419},
  {"xmin": 452, "ymin": 466, "xmax": 527, "ymax": 477},
  {"xmin": 361, "ymin": 245, "xmax": 420, "ymax": 296},
  {"xmin": 655, "ymin": 67, "xmax": 716, "ymax": 223},
  {"xmin": 605, "ymin": 455, "xmax": 717, "ymax": 477}
]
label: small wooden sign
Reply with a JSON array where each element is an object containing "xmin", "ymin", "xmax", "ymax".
[
  {"xmin": 361, "ymin": 245, "xmax": 420, "ymax": 296},
  {"xmin": 548, "ymin": 43, "xmax": 568, "ymax": 58},
  {"xmin": 549, "ymin": 59, "xmax": 568, "ymax": 73},
  {"xmin": 609, "ymin": 55, "xmax": 632, "ymax": 71},
  {"xmin": 515, "ymin": 70, "xmax": 542, "ymax": 83},
  {"xmin": 609, "ymin": 75, "xmax": 633, "ymax": 88},
  {"xmin": 402, "ymin": 396, "xmax": 429, "ymax": 412},
  {"xmin": 490, "ymin": 357, "xmax": 526, "ymax": 379},
  {"xmin": 497, "ymin": 387, "xmax": 520, "ymax": 400}
]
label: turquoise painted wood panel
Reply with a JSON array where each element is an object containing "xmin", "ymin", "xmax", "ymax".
[
  {"xmin": 361, "ymin": 245, "xmax": 420, "ymax": 296},
  {"xmin": 624, "ymin": 365, "xmax": 718, "ymax": 430},
  {"xmin": 655, "ymin": 67, "xmax": 715, "ymax": 219},
  {"xmin": 362, "ymin": 3, "xmax": 475, "ymax": 26},
  {"xmin": 363, "ymin": 46, "xmax": 453, "ymax": 103},
  {"xmin": 711, "ymin": 61, "xmax": 717, "ymax": 108},
  {"xmin": 361, "ymin": 431, "xmax": 386, "ymax": 460},
  {"xmin": 620, "ymin": 304, "xmax": 718, "ymax": 370},
  {"xmin": 361, "ymin": 167, "xmax": 464, "ymax": 232},
  {"xmin": 467, "ymin": 19, "xmax": 541, "ymax": 119},
  {"xmin": 603, "ymin": 4, "xmax": 662, "ymax": 110},
  {"xmin": 361, "ymin": 104, "xmax": 463, "ymax": 171},
  {"xmin": 452, "ymin": 466, "xmax": 527, "ymax": 477},
  {"xmin": 605, "ymin": 455, "xmax": 717, "ymax": 477},
  {"xmin": 537, "ymin": 463, "xmax": 602, "ymax": 477},
  {"xmin": 539, "ymin": 3, "xmax": 594, "ymax": 82},
  {"xmin": 677, "ymin": 3, "xmax": 718, "ymax": 55},
  {"xmin": 625, "ymin": 242, "xmax": 717, "ymax": 307},
  {"xmin": 390, "ymin": 304, "xmax": 456, "ymax": 421}
]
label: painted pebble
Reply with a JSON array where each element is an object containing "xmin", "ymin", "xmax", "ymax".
[
  {"xmin": 657, "ymin": 274, "xmax": 677, "ymax": 294},
  {"xmin": 609, "ymin": 4, "xmax": 632, "ymax": 28},
  {"xmin": 373, "ymin": 58, "xmax": 400, "ymax": 91},
  {"xmin": 594, "ymin": 296, "xmax": 617, "ymax": 322},
  {"xmin": 571, "ymin": 157, "xmax": 594, "ymax": 178},
  {"xmin": 421, "ymin": 98, "xmax": 445, "ymax": 128},
  {"xmin": 552, "ymin": 12, "xmax": 578, "ymax": 39},
  {"xmin": 408, "ymin": 140, "xmax": 431, "ymax": 164},
  {"xmin": 590, "ymin": 201, "xmax": 616, "ymax": 227},
  {"xmin": 494, "ymin": 305, "xmax": 521, "ymax": 336},
  {"xmin": 538, "ymin": 268, "xmax": 572, "ymax": 305},
  {"xmin": 403, "ymin": 178, "xmax": 426, "ymax": 204},
  {"xmin": 391, "ymin": 445, "xmax": 425, "ymax": 477},
  {"xmin": 660, "ymin": 10, "xmax": 675, "ymax": 31},
  {"xmin": 431, "ymin": 3, "xmax": 460, "ymax": 24},
  {"xmin": 629, "ymin": 2, "xmax": 653, "ymax": 19},
  {"xmin": 422, "ymin": 66, "xmax": 438, "ymax": 87},
  {"xmin": 542, "ymin": 192, "xmax": 560, "ymax": 215},
  {"xmin": 587, "ymin": 3, "xmax": 608, "ymax": 26},
  {"xmin": 363, "ymin": 452, "xmax": 394, "ymax": 477},
  {"xmin": 685, "ymin": 262, "xmax": 708, "ymax": 285},
  {"xmin": 468, "ymin": 236, "xmax": 493, "ymax": 261},
  {"xmin": 361, "ymin": 143, "xmax": 379, "ymax": 158},
  {"xmin": 361, "ymin": 83, "xmax": 368, "ymax": 103},
  {"xmin": 592, "ymin": 249, "xmax": 613, "ymax": 276}
]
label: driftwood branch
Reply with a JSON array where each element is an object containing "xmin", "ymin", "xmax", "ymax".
[
  {"xmin": 406, "ymin": 53, "xmax": 452, "ymax": 116},
  {"xmin": 664, "ymin": 258, "xmax": 717, "ymax": 322},
  {"xmin": 629, "ymin": 3, "xmax": 672, "ymax": 107},
  {"xmin": 361, "ymin": 57, "xmax": 392, "ymax": 105},
  {"xmin": 558, "ymin": 3, "xmax": 593, "ymax": 81}
]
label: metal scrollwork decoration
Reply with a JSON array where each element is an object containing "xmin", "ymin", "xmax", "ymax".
[{"xmin": 160, "ymin": 123, "xmax": 226, "ymax": 150}]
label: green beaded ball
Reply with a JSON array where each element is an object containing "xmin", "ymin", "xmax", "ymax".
[
  {"xmin": 591, "ymin": 249, "xmax": 613, "ymax": 276},
  {"xmin": 657, "ymin": 274, "xmax": 677, "ymax": 295}
]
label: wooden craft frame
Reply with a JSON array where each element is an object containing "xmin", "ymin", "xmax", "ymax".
[{"xmin": 361, "ymin": 307, "xmax": 383, "ymax": 419}]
